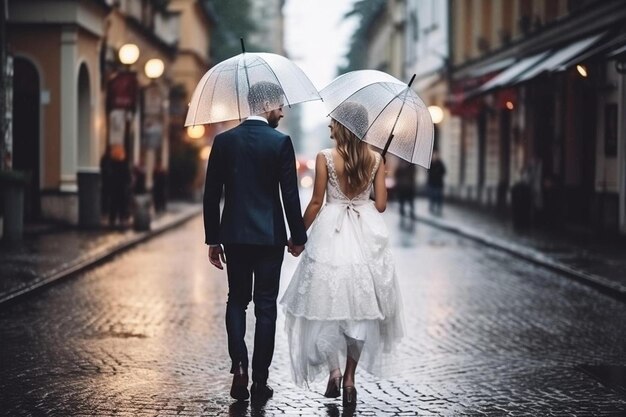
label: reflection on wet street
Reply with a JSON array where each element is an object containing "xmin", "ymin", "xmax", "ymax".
[
  {"xmin": 1, "ymin": 209, "xmax": 626, "ymax": 415},
  {"xmin": 396, "ymin": 216, "xmax": 418, "ymax": 247}
]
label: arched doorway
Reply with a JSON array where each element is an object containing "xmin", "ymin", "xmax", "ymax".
[
  {"xmin": 77, "ymin": 64, "xmax": 91, "ymax": 167},
  {"xmin": 13, "ymin": 57, "xmax": 41, "ymax": 220}
]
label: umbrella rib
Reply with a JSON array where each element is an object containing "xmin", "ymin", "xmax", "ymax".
[
  {"xmin": 373, "ymin": 86, "xmax": 414, "ymax": 161},
  {"xmin": 243, "ymin": 54, "xmax": 251, "ymax": 91},
  {"xmin": 410, "ymin": 117, "xmax": 418, "ymax": 164},
  {"xmin": 422, "ymin": 115, "xmax": 435, "ymax": 168},
  {"xmin": 206, "ymin": 66, "xmax": 225, "ymax": 123},
  {"xmin": 409, "ymin": 109, "xmax": 432, "ymax": 167},
  {"xmin": 361, "ymin": 86, "xmax": 411, "ymax": 139},
  {"xmin": 387, "ymin": 87, "xmax": 411, "ymax": 139},
  {"xmin": 192, "ymin": 69, "xmax": 215, "ymax": 124},
  {"xmin": 259, "ymin": 56, "xmax": 293, "ymax": 109},
  {"xmin": 411, "ymin": 118, "xmax": 420, "ymax": 162},
  {"xmin": 235, "ymin": 56, "xmax": 242, "ymax": 121},
  {"xmin": 325, "ymin": 82, "xmax": 392, "ymax": 117}
]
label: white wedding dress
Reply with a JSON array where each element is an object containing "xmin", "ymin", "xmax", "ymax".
[{"xmin": 280, "ymin": 149, "xmax": 404, "ymax": 387}]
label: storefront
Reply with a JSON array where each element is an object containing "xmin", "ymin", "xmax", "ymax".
[
  {"xmin": 451, "ymin": 26, "xmax": 626, "ymax": 235},
  {"xmin": 7, "ymin": 0, "xmax": 109, "ymax": 223}
]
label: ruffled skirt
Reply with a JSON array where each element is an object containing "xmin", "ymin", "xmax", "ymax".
[{"xmin": 280, "ymin": 201, "xmax": 404, "ymax": 386}]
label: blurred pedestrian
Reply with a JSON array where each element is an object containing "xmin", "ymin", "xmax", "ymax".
[
  {"xmin": 99, "ymin": 145, "xmax": 113, "ymax": 220},
  {"xmin": 394, "ymin": 159, "xmax": 416, "ymax": 218},
  {"xmin": 203, "ymin": 81, "xmax": 307, "ymax": 402},
  {"xmin": 108, "ymin": 145, "xmax": 132, "ymax": 228},
  {"xmin": 281, "ymin": 103, "xmax": 404, "ymax": 408},
  {"xmin": 152, "ymin": 158, "xmax": 167, "ymax": 213},
  {"xmin": 427, "ymin": 150, "xmax": 446, "ymax": 215},
  {"xmin": 132, "ymin": 162, "xmax": 147, "ymax": 195}
]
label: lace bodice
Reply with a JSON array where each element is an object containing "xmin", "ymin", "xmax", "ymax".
[{"xmin": 322, "ymin": 149, "xmax": 381, "ymax": 203}]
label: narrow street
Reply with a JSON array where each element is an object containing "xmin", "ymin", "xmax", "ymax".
[{"xmin": 1, "ymin": 208, "xmax": 626, "ymax": 416}]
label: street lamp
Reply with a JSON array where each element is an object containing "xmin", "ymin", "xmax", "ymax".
[
  {"xmin": 141, "ymin": 57, "xmax": 167, "ymax": 201},
  {"xmin": 118, "ymin": 43, "xmax": 140, "ymax": 66},
  {"xmin": 187, "ymin": 125, "xmax": 205, "ymax": 139},
  {"xmin": 144, "ymin": 58, "xmax": 164, "ymax": 79},
  {"xmin": 428, "ymin": 105, "xmax": 444, "ymax": 124},
  {"xmin": 109, "ymin": 44, "xmax": 140, "ymax": 163}
]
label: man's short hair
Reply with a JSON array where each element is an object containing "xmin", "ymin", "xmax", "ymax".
[{"xmin": 247, "ymin": 81, "xmax": 284, "ymax": 114}]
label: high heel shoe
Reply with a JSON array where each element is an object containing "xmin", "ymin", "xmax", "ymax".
[
  {"xmin": 324, "ymin": 376, "xmax": 342, "ymax": 398},
  {"xmin": 342, "ymin": 386, "xmax": 357, "ymax": 407}
]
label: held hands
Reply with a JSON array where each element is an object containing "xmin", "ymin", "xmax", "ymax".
[
  {"xmin": 287, "ymin": 238, "xmax": 305, "ymax": 257},
  {"xmin": 208, "ymin": 245, "xmax": 227, "ymax": 269}
]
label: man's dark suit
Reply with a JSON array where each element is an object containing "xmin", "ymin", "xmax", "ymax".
[{"xmin": 203, "ymin": 119, "xmax": 307, "ymax": 384}]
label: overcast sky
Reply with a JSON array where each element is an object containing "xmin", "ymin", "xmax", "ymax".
[{"xmin": 283, "ymin": 0, "xmax": 358, "ymax": 137}]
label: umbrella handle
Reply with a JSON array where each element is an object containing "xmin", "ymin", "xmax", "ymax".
[
  {"xmin": 240, "ymin": 38, "xmax": 246, "ymax": 53},
  {"xmin": 381, "ymin": 133, "xmax": 394, "ymax": 163},
  {"xmin": 381, "ymin": 77, "xmax": 414, "ymax": 162}
]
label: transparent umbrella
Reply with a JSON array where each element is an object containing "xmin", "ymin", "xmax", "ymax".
[
  {"xmin": 185, "ymin": 40, "xmax": 321, "ymax": 126},
  {"xmin": 320, "ymin": 70, "xmax": 434, "ymax": 168}
]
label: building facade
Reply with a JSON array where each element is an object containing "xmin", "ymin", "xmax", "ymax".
[
  {"xmin": 350, "ymin": 0, "xmax": 626, "ymax": 234},
  {"xmin": 446, "ymin": 0, "xmax": 626, "ymax": 235},
  {"xmin": 248, "ymin": 0, "xmax": 285, "ymax": 55},
  {"xmin": 8, "ymin": 0, "xmax": 111, "ymax": 222},
  {"xmin": 3, "ymin": 0, "xmax": 213, "ymax": 227},
  {"xmin": 405, "ymin": 0, "xmax": 450, "ymax": 182}
]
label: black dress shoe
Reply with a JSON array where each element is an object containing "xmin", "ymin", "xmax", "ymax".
[
  {"xmin": 230, "ymin": 364, "xmax": 249, "ymax": 400},
  {"xmin": 323, "ymin": 376, "xmax": 342, "ymax": 398},
  {"xmin": 342, "ymin": 386, "xmax": 357, "ymax": 407},
  {"xmin": 250, "ymin": 381, "xmax": 273, "ymax": 402}
]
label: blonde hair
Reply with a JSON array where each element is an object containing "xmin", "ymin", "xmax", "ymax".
[{"xmin": 332, "ymin": 103, "xmax": 375, "ymax": 194}]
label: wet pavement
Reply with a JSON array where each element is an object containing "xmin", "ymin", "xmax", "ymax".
[
  {"xmin": 1, "ymin": 208, "xmax": 626, "ymax": 416},
  {"xmin": 410, "ymin": 198, "xmax": 626, "ymax": 300},
  {"xmin": 0, "ymin": 202, "xmax": 202, "ymax": 304},
  {"xmin": 1, "ymin": 196, "xmax": 624, "ymax": 306}
]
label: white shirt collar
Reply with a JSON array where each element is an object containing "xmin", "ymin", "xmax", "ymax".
[{"xmin": 247, "ymin": 115, "xmax": 268, "ymax": 124}]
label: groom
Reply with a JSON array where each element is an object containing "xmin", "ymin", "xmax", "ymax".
[{"xmin": 203, "ymin": 81, "xmax": 307, "ymax": 402}]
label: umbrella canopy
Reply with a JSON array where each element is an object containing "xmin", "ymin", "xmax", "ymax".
[
  {"xmin": 185, "ymin": 50, "xmax": 321, "ymax": 126},
  {"xmin": 320, "ymin": 70, "xmax": 434, "ymax": 168}
]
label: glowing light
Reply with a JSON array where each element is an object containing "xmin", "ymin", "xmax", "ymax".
[
  {"xmin": 144, "ymin": 58, "xmax": 164, "ymax": 79},
  {"xmin": 505, "ymin": 101, "xmax": 514, "ymax": 110},
  {"xmin": 427, "ymin": 105, "xmax": 444, "ymax": 124},
  {"xmin": 187, "ymin": 125, "xmax": 205, "ymax": 139},
  {"xmin": 306, "ymin": 159, "xmax": 316, "ymax": 170},
  {"xmin": 295, "ymin": 160, "xmax": 301, "ymax": 170},
  {"xmin": 118, "ymin": 44, "xmax": 140, "ymax": 65},
  {"xmin": 300, "ymin": 175, "xmax": 313, "ymax": 188},
  {"xmin": 576, "ymin": 64, "xmax": 588, "ymax": 78},
  {"xmin": 200, "ymin": 146, "xmax": 212, "ymax": 160}
]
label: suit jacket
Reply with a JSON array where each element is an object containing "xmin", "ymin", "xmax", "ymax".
[{"xmin": 203, "ymin": 119, "xmax": 307, "ymax": 247}]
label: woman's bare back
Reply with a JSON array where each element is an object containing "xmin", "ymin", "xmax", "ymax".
[{"xmin": 330, "ymin": 148, "xmax": 378, "ymax": 200}]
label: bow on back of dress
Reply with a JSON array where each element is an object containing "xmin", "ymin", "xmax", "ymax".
[{"xmin": 321, "ymin": 149, "xmax": 381, "ymax": 232}]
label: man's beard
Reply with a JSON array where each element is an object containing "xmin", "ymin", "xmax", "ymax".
[{"xmin": 268, "ymin": 115, "xmax": 280, "ymax": 128}]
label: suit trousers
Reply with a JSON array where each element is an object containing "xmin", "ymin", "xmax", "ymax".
[{"xmin": 223, "ymin": 244, "xmax": 285, "ymax": 383}]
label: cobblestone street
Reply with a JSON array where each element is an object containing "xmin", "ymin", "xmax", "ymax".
[{"xmin": 1, "ymin": 209, "xmax": 626, "ymax": 416}]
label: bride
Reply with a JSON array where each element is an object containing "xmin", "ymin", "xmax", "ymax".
[{"xmin": 280, "ymin": 102, "xmax": 404, "ymax": 407}]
